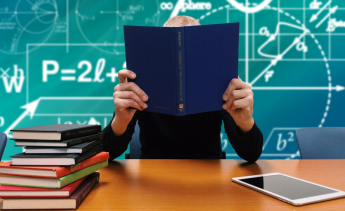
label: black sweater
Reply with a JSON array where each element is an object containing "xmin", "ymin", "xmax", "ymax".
[{"xmin": 102, "ymin": 110, "xmax": 263, "ymax": 162}]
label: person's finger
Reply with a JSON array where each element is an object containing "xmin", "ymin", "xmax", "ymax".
[
  {"xmin": 223, "ymin": 78, "xmax": 248, "ymax": 101},
  {"xmin": 118, "ymin": 69, "xmax": 136, "ymax": 83},
  {"xmin": 115, "ymin": 91, "xmax": 147, "ymax": 109},
  {"xmin": 229, "ymin": 96, "xmax": 253, "ymax": 111},
  {"xmin": 223, "ymin": 89, "xmax": 249, "ymax": 110},
  {"xmin": 231, "ymin": 89, "xmax": 252, "ymax": 100},
  {"xmin": 223, "ymin": 85, "xmax": 252, "ymax": 110},
  {"xmin": 115, "ymin": 98, "xmax": 143, "ymax": 111},
  {"xmin": 114, "ymin": 82, "xmax": 148, "ymax": 102}
]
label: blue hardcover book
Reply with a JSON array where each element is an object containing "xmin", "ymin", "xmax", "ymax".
[{"xmin": 124, "ymin": 23, "xmax": 239, "ymax": 116}]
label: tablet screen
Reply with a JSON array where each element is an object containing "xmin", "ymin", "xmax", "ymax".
[{"xmin": 239, "ymin": 174, "xmax": 337, "ymax": 200}]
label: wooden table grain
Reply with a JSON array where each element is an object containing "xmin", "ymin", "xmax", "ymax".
[{"xmin": 42, "ymin": 160, "xmax": 345, "ymax": 210}]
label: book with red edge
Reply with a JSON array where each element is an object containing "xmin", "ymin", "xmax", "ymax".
[
  {"xmin": 0, "ymin": 176, "xmax": 87, "ymax": 198},
  {"xmin": 0, "ymin": 172, "xmax": 100, "ymax": 210},
  {"xmin": 0, "ymin": 152, "xmax": 109, "ymax": 178}
]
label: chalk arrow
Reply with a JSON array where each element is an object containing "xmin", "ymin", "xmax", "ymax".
[
  {"xmin": 310, "ymin": 0, "xmax": 332, "ymax": 23},
  {"xmin": 4, "ymin": 99, "xmax": 40, "ymax": 138},
  {"xmin": 268, "ymin": 35, "xmax": 276, "ymax": 41},
  {"xmin": 316, "ymin": 5, "xmax": 338, "ymax": 28},
  {"xmin": 293, "ymin": 37, "xmax": 300, "ymax": 44},
  {"xmin": 310, "ymin": 14, "xmax": 317, "ymax": 23},
  {"xmin": 20, "ymin": 99, "xmax": 40, "ymax": 118},
  {"xmin": 271, "ymin": 55, "xmax": 282, "ymax": 66},
  {"xmin": 330, "ymin": 5, "xmax": 338, "ymax": 14},
  {"xmin": 271, "ymin": 59, "xmax": 278, "ymax": 66},
  {"xmin": 336, "ymin": 85, "xmax": 345, "ymax": 92}
]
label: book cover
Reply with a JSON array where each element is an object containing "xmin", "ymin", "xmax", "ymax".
[
  {"xmin": 0, "ymin": 176, "xmax": 86, "ymax": 198},
  {"xmin": 25, "ymin": 139, "xmax": 102, "ymax": 154},
  {"xmin": 14, "ymin": 133, "xmax": 103, "ymax": 147},
  {"xmin": 69, "ymin": 171, "xmax": 100, "ymax": 208},
  {"xmin": 11, "ymin": 144, "xmax": 103, "ymax": 166},
  {"xmin": 0, "ymin": 152, "xmax": 109, "ymax": 178},
  {"xmin": 59, "ymin": 160, "xmax": 106, "ymax": 188},
  {"xmin": 0, "ymin": 160, "xmax": 107, "ymax": 189},
  {"xmin": 124, "ymin": 23, "xmax": 239, "ymax": 116},
  {"xmin": 11, "ymin": 124, "xmax": 101, "ymax": 140},
  {"xmin": 0, "ymin": 172, "xmax": 99, "ymax": 209}
]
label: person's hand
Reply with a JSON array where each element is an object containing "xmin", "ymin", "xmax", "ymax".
[
  {"xmin": 111, "ymin": 69, "xmax": 148, "ymax": 136},
  {"xmin": 222, "ymin": 77, "xmax": 254, "ymax": 133}
]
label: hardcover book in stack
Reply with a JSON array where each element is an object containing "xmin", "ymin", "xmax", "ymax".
[{"xmin": 0, "ymin": 124, "xmax": 109, "ymax": 210}]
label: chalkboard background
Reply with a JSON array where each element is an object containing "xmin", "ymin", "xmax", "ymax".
[{"xmin": 1, "ymin": 0, "xmax": 345, "ymax": 160}]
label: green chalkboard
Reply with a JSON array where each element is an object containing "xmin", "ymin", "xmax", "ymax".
[{"xmin": 1, "ymin": 0, "xmax": 345, "ymax": 160}]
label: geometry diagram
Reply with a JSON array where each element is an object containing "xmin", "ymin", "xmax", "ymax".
[
  {"xmin": 76, "ymin": 0, "xmax": 160, "ymax": 54},
  {"xmin": 0, "ymin": 0, "xmax": 58, "ymax": 54},
  {"xmin": 194, "ymin": 2, "xmax": 344, "ymax": 159}
]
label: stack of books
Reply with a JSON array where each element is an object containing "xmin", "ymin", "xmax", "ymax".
[{"xmin": 0, "ymin": 124, "xmax": 109, "ymax": 209}]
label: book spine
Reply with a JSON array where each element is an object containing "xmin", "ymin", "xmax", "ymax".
[
  {"xmin": 56, "ymin": 152, "xmax": 109, "ymax": 178},
  {"xmin": 175, "ymin": 27, "xmax": 187, "ymax": 116},
  {"xmin": 81, "ymin": 139, "xmax": 102, "ymax": 153},
  {"xmin": 65, "ymin": 133, "xmax": 103, "ymax": 147},
  {"xmin": 60, "ymin": 160, "xmax": 107, "ymax": 188},
  {"xmin": 60, "ymin": 125, "xmax": 101, "ymax": 140},
  {"xmin": 73, "ymin": 173, "xmax": 100, "ymax": 208},
  {"xmin": 0, "ymin": 177, "xmax": 86, "ymax": 198},
  {"xmin": 74, "ymin": 144, "xmax": 103, "ymax": 164}
]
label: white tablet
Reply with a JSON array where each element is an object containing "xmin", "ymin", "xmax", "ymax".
[{"xmin": 232, "ymin": 173, "xmax": 345, "ymax": 206}]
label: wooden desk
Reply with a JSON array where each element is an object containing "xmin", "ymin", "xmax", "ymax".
[{"xmin": 78, "ymin": 160, "xmax": 345, "ymax": 210}]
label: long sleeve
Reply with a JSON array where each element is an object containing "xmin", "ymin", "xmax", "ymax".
[
  {"xmin": 222, "ymin": 110, "xmax": 263, "ymax": 162},
  {"xmin": 102, "ymin": 112, "xmax": 138, "ymax": 160}
]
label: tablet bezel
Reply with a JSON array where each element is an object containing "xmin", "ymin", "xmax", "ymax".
[{"xmin": 232, "ymin": 173, "xmax": 345, "ymax": 206}]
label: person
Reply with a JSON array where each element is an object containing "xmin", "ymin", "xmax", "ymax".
[{"xmin": 102, "ymin": 16, "xmax": 263, "ymax": 161}]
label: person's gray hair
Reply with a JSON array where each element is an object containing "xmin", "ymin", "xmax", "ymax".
[{"xmin": 163, "ymin": 16, "xmax": 200, "ymax": 27}]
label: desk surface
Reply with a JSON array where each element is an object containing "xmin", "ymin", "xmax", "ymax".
[{"xmin": 63, "ymin": 160, "xmax": 345, "ymax": 210}]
